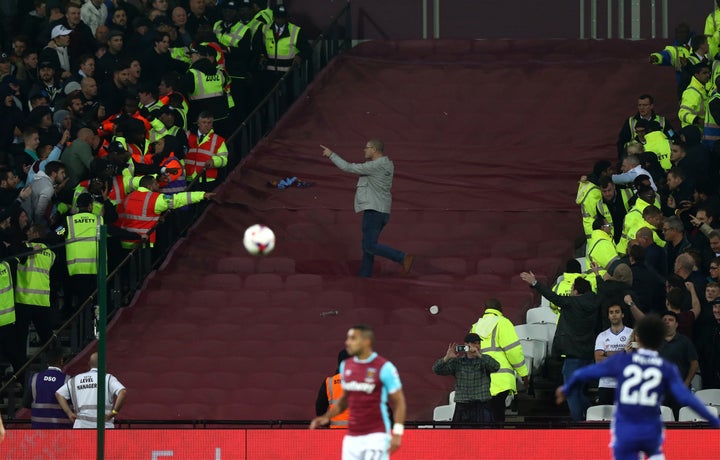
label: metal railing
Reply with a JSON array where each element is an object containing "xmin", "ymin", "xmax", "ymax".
[
  {"xmin": 579, "ymin": 0, "xmax": 670, "ymax": 40},
  {"xmin": 0, "ymin": 2, "xmax": 352, "ymax": 420}
]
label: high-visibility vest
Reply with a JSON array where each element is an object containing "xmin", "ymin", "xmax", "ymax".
[
  {"xmin": 550, "ymin": 273, "xmax": 598, "ymax": 312},
  {"xmin": 325, "ymin": 373, "xmax": 349, "ymax": 428},
  {"xmin": 0, "ymin": 261, "xmax": 15, "ymax": 327},
  {"xmin": 470, "ymin": 309, "xmax": 528, "ymax": 396},
  {"xmin": 99, "ymin": 112, "xmax": 152, "ymax": 140},
  {"xmin": 627, "ymin": 115, "xmax": 667, "ymax": 135},
  {"xmin": 188, "ymin": 68, "xmax": 225, "ymax": 101},
  {"xmin": 159, "ymin": 92, "xmax": 189, "ymax": 129},
  {"xmin": 586, "ymin": 229, "xmax": 620, "ymax": 271},
  {"xmin": 650, "ymin": 45, "xmax": 690, "ymax": 71},
  {"xmin": 213, "ymin": 20, "xmax": 250, "ymax": 49},
  {"xmin": 186, "ymin": 130, "xmax": 226, "ymax": 180},
  {"xmin": 616, "ymin": 201, "xmax": 666, "ymax": 255},
  {"xmin": 117, "ymin": 190, "xmax": 161, "ymax": 245},
  {"xmin": 263, "ymin": 23, "xmax": 301, "ymax": 72},
  {"xmin": 248, "ymin": 8, "xmax": 273, "ymax": 39},
  {"xmin": 704, "ymin": 91, "xmax": 720, "ymax": 148},
  {"xmin": 66, "ymin": 212, "xmax": 101, "ymax": 276},
  {"xmin": 158, "ymin": 154, "xmax": 187, "ymax": 193},
  {"xmin": 170, "ymin": 46, "xmax": 191, "ymax": 64},
  {"xmin": 30, "ymin": 368, "xmax": 72, "ymax": 429},
  {"xmin": 576, "ymin": 181, "xmax": 601, "ymax": 238},
  {"xmin": 679, "ymin": 76, "xmax": 707, "ymax": 128},
  {"xmin": 596, "ymin": 188, "xmax": 633, "ymax": 237},
  {"xmin": 149, "ymin": 119, "xmax": 183, "ymax": 143},
  {"xmin": 644, "ymin": 131, "xmax": 672, "ymax": 171},
  {"xmin": 130, "ymin": 140, "xmax": 153, "ymax": 166},
  {"xmin": 15, "ymin": 242, "xmax": 55, "ymax": 307}
]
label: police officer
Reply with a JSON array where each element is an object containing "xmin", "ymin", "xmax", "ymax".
[
  {"xmin": 55, "ymin": 352, "xmax": 127, "ymax": 429},
  {"xmin": 181, "ymin": 45, "xmax": 231, "ymax": 136},
  {"xmin": 255, "ymin": 5, "xmax": 312, "ymax": 97},
  {"xmin": 213, "ymin": 0, "xmax": 254, "ymax": 118},
  {"xmin": 315, "ymin": 349, "xmax": 350, "ymax": 428},
  {"xmin": 23, "ymin": 346, "xmax": 72, "ymax": 429},
  {"xmin": 247, "ymin": 0, "xmax": 272, "ymax": 41}
]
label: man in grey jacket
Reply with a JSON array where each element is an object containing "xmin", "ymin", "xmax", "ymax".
[
  {"xmin": 321, "ymin": 140, "xmax": 413, "ymax": 277},
  {"xmin": 26, "ymin": 161, "xmax": 66, "ymax": 226}
]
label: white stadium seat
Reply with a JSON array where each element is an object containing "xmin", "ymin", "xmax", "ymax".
[
  {"xmin": 516, "ymin": 323, "xmax": 554, "ymax": 357},
  {"xmin": 695, "ymin": 389, "xmax": 720, "ymax": 407},
  {"xmin": 449, "ymin": 391, "xmax": 455, "ymax": 404},
  {"xmin": 433, "ymin": 404, "xmax": 455, "ymax": 424},
  {"xmin": 518, "ymin": 338, "xmax": 546, "ymax": 372},
  {"xmin": 586, "ymin": 405, "xmax": 614, "ymax": 421},
  {"xmin": 678, "ymin": 406, "xmax": 719, "ymax": 422},
  {"xmin": 526, "ymin": 306, "xmax": 558, "ymax": 325},
  {"xmin": 691, "ymin": 374, "xmax": 703, "ymax": 392},
  {"xmin": 660, "ymin": 406, "xmax": 675, "ymax": 422},
  {"xmin": 576, "ymin": 257, "xmax": 587, "ymax": 272}
]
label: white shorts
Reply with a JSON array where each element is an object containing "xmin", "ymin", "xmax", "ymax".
[{"xmin": 342, "ymin": 432, "xmax": 390, "ymax": 460}]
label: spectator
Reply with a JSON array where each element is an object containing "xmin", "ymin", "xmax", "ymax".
[
  {"xmin": 26, "ymin": 129, "xmax": 69, "ymax": 185},
  {"xmin": 315, "ymin": 349, "xmax": 350, "ymax": 428},
  {"xmin": 616, "ymin": 94, "xmax": 673, "ymax": 164},
  {"xmin": 186, "ymin": 0, "xmax": 216, "ymax": 39},
  {"xmin": 593, "ymin": 262, "xmax": 634, "ymax": 329},
  {"xmin": 0, "ymin": 167, "xmax": 20, "ymax": 207},
  {"xmin": 22, "ymin": 345, "xmax": 72, "ymax": 429},
  {"xmin": 139, "ymin": 31, "xmax": 186, "ymax": 88},
  {"xmin": 98, "ymin": 61, "xmax": 131, "ymax": 116},
  {"xmin": 659, "ymin": 310, "xmax": 699, "ymax": 416},
  {"xmin": 28, "ymin": 105, "xmax": 61, "ymax": 150},
  {"xmin": 669, "ymin": 283, "xmax": 701, "ymax": 339},
  {"xmin": 432, "ymin": 333, "xmax": 500, "ymax": 425},
  {"xmin": 612, "ymin": 154, "xmax": 657, "ymax": 191},
  {"xmin": 706, "ymin": 281, "xmax": 720, "ymax": 303},
  {"xmin": 96, "ymin": 29, "xmax": 126, "ymax": 84},
  {"xmin": 696, "ymin": 298, "xmax": 720, "ymax": 389},
  {"xmin": 597, "ymin": 176, "xmax": 632, "ymax": 244},
  {"xmin": 626, "ymin": 244, "xmax": 665, "ymax": 315},
  {"xmin": 469, "ymin": 299, "xmax": 529, "ymax": 423},
  {"xmin": 678, "ymin": 60, "xmax": 710, "ymax": 128},
  {"xmin": 109, "ymin": 7, "xmax": 129, "ymax": 35},
  {"xmin": 635, "ymin": 226, "xmax": 668, "ymax": 277},
  {"xmin": 79, "ymin": 77, "xmax": 99, "ymax": 117},
  {"xmin": 710, "ymin": 259, "xmax": 720, "ymax": 283},
  {"xmin": 21, "ymin": 1, "xmax": 49, "ymax": 48},
  {"xmin": 29, "ymin": 61, "xmax": 63, "ymax": 109},
  {"xmin": 58, "ymin": 2, "xmax": 95, "ymax": 63},
  {"xmin": 520, "ymin": 271, "xmax": 600, "ymax": 421},
  {"xmin": 60, "ymin": 127, "xmax": 98, "ymax": 190},
  {"xmin": 665, "ymin": 168, "xmax": 695, "ymax": 224},
  {"xmin": 80, "ymin": 0, "xmax": 107, "ymax": 35},
  {"xmin": 663, "ymin": 216, "xmax": 692, "ymax": 273},
  {"xmin": 709, "ymin": 231, "xmax": 720, "ymax": 259},
  {"xmin": 320, "ymin": 141, "xmax": 413, "ymax": 278},
  {"xmin": 55, "ymin": 352, "xmax": 127, "ymax": 429},
  {"xmin": 593, "ymin": 304, "xmax": 633, "ymax": 405},
  {"xmin": 170, "ymin": 6, "xmax": 192, "ymax": 47},
  {"xmin": 14, "ymin": 223, "xmax": 57, "ymax": 361},
  {"xmin": 670, "ymin": 141, "xmax": 711, "ymax": 185},
  {"xmin": 40, "ymin": 24, "xmax": 72, "ymax": 79},
  {"xmin": 25, "ymin": 160, "xmax": 66, "ymax": 226},
  {"xmin": 68, "ymin": 54, "xmax": 95, "ymax": 84},
  {"xmin": 675, "ymin": 253, "xmax": 707, "ymax": 300}
]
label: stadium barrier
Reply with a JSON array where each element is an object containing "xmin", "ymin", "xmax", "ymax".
[{"xmin": 2, "ymin": 428, "xmax": 719, "ymax": 459}]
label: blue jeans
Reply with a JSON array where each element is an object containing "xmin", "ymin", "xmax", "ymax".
[
  {"xmin": 360, "ymin": 210, "xmax": 405, "ymax": 277},
  {"xmin": 562, "ymin": 358, "xmax": 593, "ymax": 422}
]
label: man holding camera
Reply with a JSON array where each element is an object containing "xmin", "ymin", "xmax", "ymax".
[{"xmin": 432, "ymin": 333, "xmax": 500, "ymax": 425}]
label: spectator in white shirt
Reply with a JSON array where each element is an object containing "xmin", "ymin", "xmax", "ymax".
[
  {"xmin": 594, "ymin": 304, "xmax": 633, "ymax": 405},
  {"xmin": 612, "ymin": 154, "xmax": 657, "ymax": 191}
]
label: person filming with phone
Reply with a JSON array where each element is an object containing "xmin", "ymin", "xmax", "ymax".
[{"xmin": 432, "ymin": 333, "xmax": 500, "ymax": 425}]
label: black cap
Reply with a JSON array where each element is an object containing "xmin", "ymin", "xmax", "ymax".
[
  {"xmin": 0, "ymin": 52, "xmax": 9, "ymax": 63},
  {"xmin": 464, "ymin": 333, "xmax": 481, "ymax": 344},
  {"xmin": 273, "ymin": 5, "xmax": 287, "ymax": 17},
  {"xmin": 223, "ymin": 0, "xmax": 239, "ymax": 9},
  {"xmin": 38, "ymin": 60, "xmax": 54, "ymax": 70},
  {"xmin": 662, "ymin": 310, "xmax": 679, "ymax": 320}
]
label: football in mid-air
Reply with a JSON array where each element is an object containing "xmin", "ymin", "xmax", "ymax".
[{"xmin": 243, "ymin": 224, "xmax": 276, "ymax": 256}]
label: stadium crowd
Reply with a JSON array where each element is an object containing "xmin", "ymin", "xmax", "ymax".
[
  {"xmin": 0, "ymin": 0, "xmax": 310, "ymax": 385},
  {"xmin": 547, "ymin": 3, "xmax": 720, "ymax": 421}
]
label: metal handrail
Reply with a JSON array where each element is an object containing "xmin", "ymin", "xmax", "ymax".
[{"xmin": 579, "ymin": 0, "xmax": 670, "ymax": 40}]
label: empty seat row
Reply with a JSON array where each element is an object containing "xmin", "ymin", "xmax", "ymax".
[{"xmin": 587, "ymin": 405, "xmax": 719, "ymax": 422}]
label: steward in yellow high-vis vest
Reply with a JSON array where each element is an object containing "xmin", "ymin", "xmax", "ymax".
[
  {"xmin": 15, "ymin": 225, "xmax": 57, "ymax": 357},
  {"xmin": 586, "ymin": 219, "xmax": 621, "ymax": 273},
  {"xmin": 181, "ymin": 45, "xmax": 230, "ymax": 126},
  {"xmin": 470, "ymin": 299, "xmax": 529, "ymax": 423},
  {"xmin": 679, "ymin": 61, "xmax": 711, "ymax": 128},
  {"xmin": 256, "ymin": 5, "xmax": 311, "ymax": 74},
  {"xmin": 248, "ymin": 0, "xmax": 273, "ymax": 40},
  {"xmin": 704, "ymin": 81, "xmax": 720, "ymax": 149},
  {"xmin": 596, "ymin": 176, "xmax": 633, "ymax": 244},
  {"xmin": 0, "ymin": 256, "xmax": 24, "ymax": 373},
  {"xmin": 576, "ymin": 178, "xmax": 602, "ymax": 239},
  {"xmin": 617, "ymin": 195, "xmax": 666, "ymax": 255}
]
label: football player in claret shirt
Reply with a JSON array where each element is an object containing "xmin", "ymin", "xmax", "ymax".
[
  {"xmin": 310, "ymin": 325, "xmax": 407, "ymax": 460},
  {"xmin": 557, "ymin": 314, "xmax": 720, "ymax": 460}
]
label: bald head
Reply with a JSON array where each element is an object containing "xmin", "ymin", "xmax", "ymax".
[
  {"xmin": 89, "ymin": 352, "xmax": 98, "ymax": 368},
  {"xmin": 77, "ymin": 127, "xmax": 94, "ymax": 141}
]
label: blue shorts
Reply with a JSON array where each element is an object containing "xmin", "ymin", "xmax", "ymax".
[{"xmin": 612, "ymin": 426, "xmax": 664, "ymax": 460}]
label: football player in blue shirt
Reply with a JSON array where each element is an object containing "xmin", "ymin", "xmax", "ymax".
[{"xmin": 556, "ymin": 314, "xmax": 720, "ymax": 460}]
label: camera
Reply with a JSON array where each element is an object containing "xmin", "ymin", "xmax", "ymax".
[{"xmin": 455, "ymin": 345, "xmax": 469, "ymax": 353}]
